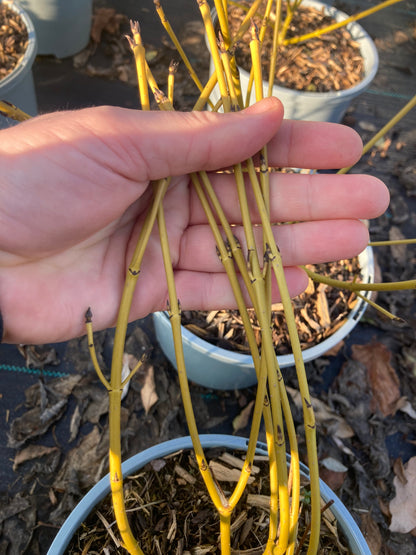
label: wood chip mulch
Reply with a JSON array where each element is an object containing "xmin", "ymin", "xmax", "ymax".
[
  {"xmin": 228, "ymin": 1, "xmax": 364, "ymax": 92},
  {"xmin": 0, "ymin": 4, "xmax": 28, "ymax": 81}
]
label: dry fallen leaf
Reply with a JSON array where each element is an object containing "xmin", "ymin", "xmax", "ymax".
[
  {"xmin": 13, "ymin": 444, "xmax": 59, "ymax": 471},
  {"xmin": 91, "ymin": 8, "xmax": 126, "ymax": 43},
  {"xmin": 54, "ymin": 426, "xmax": 106, "ymax": 491},
  {"xmin": 389, "ymin": 456, "xmax": 416, "ymax": 534},
  {"xmin": 140, "ymin": 364, "xmax": 159, "ymax": 415},
  {"xmin": 287, "ymin": 387, "xmax": 354, "ymax": 439},
  {"xmin": 389, "ymin": 226, "xmax": 407, "ymax": 265},
  {"xmin": 351, "ymin": 342, "xmax": 400, "ymax": 416},
  {"xmin": 232, "ymin": 400, "xmax": 255, "ymax": 433},
  {"xmin": 360, "ymin": 512, "xmax": 383, "ymax": 555}
]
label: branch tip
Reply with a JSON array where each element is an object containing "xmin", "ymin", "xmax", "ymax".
[
  {"xmin": 130, "ymin": 19, "xmax": 140, "ymax": 35},
  {"xmin": 169, "ymin": 59, "xmax": 179, "ymax": 73},
  {"xmin": 85, "ymin": 307, "xmax": 93, "ymax": 323}
]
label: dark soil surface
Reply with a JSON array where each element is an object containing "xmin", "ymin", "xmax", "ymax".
[{"xmin": 0, "ymin": 0, "xmax": 415, "ymax": 554}]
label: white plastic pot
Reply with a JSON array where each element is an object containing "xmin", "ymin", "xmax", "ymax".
[
  {"xmin": 153, "ymin": 247, "xmax": 374, "ymax": 390},
  {"xmin": 47, "ymin": 434, "xmax": 371, "ymax": 555},
  {"xmin": 207, "ymin": 0, "xmax": 379, "ymax": 122},
  {"xmin": 0, "ymin": 0, "xmax": 37, "ymax": 125},
  {"xmin": 18, "ymin": 0, "xmax": 92, "ymax": 58}
]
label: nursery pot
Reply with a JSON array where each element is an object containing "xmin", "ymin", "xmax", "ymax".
[
  {"xmin": 0, "ymin": 0, "xmax": 37, "ymax": 126},
  {"xmin": 207, "ymin": 0, "xmax": 379, "ymax": 122},
  {"xmin": 153, "ymin": 247, "xmax": 374, "ymax": 390},
  {"xmin": 47, "ymin": 434, "xmax": 370, "ymax": 555},
  {"xmin": 18, "ymin": 0, "xmax": 92, "ymax": 58}
]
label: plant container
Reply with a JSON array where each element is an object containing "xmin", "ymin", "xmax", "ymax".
[
  {"xmin": 207, "ymin": 0, "xmax": 379, "ymax": 122},
  {"xmin": 0, "ymin": 0, "xmax": 37, "ymax": 126},
  {"xmin": 47, "ymin": 434, "xmax": 371, "ymax": 555},
  {"xmin": 18, "ymin": 0, "xmax": 92, "ymax": 58},
  {"xmin": 153, "ymin": 247, "xmax": 374, "ymax": 389}
]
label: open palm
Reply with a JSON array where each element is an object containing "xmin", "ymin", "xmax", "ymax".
[{"xmin": 0, "ymin": 99, "xmax": 389, "ymax": 343}]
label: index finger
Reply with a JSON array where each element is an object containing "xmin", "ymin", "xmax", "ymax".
[{"xmin": 265, "ymin": 119, "xmax": 363, "ymax": 170}]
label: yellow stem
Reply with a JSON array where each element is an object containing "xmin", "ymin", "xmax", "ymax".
[
  {"xmin": 168, "ymin": 60, "xmax": 178, "ymax": 104},
  {"xmin": 220, "ymin": 514, "xmax": 232, "ymax": 555},
  {"xmin": 0, "ymin": 100, "xmax": 31, "ymax": 121},
  {"xmin": 108, "ymin": 390, "xmax": 144, "ymax": 555},
  {"xmin": 157, "ymin": 196, "xmax": 226, "ymax": 513},
  {"xmin": 198, "ymin": 0, "xmax": 231, "ymax": 112},
  {"xmin": 154, "ymin": 0, "xmax": 214, "ymax": 108},
  {"xmin": 369, "ymin": 238, "xmax": 416, "ymax": 246},
  {"xmin": 338, "ymin": 93, "xmax": 416, "ymax": 174},
  {"xmin": 304, "ymin": 267, "xmax": 416, "ymax": 291},
  {"xmin": 355, "ymin": 291, "xmax": 403, "ymax": 321},
  {"xmin": 245, "ymin": 157, "xmax": 320, "ymax": 554},
  {"xmin": 129, "ymin": 21, "xmax": 150, "ymax": 111},
  {"xmin": 267, "ymin": 0, "xmax": 283, "ymax": 98},
  {"xmin": 85, "ymin": 312, "xmax": 111, "ymax": 391}
]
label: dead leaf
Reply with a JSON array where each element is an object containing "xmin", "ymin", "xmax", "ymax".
[
  {"xmin": 232, "ymin": 400, "xmax": 255, "ymax": 433},
  {"xmin": 17, "ymin": 344, "xmax": 60, "ymax": 368},
  {"xmin": 402, "ymin": 344, "xmax": 416, "ymax": 377},
  {"xmin": 0, "ymin": 494, "xmax": 30, "ymax": 523},
  {"xmin": 389, "ymin": 456, "xmax": 416, "ymax": 533},
  {"xmin": 392, "ymin": 458, "xmax": 407, "ymax": 485},
  {"xmin": 351, "ymin": 342, "xmax": 400, "ymax": 416},
  {"xmin": 397, "ymin": 398, "xmax": 416, "ymax": 419},
  {"xmin": 91, "ymin": 8, "xmax": 126, "ymax": 43},
  {"xmin": 13, "ymin": 444, "xmax": 59, "ymax": 470},
  {"xmin": 360, "ymin": 512, "xmax": 382, "ymax": 555},
  {"xmin": 287, "ymin": 387, "xmax": 354, "ymax": 439},
  {"xmin": 316, "ymin": 284, "xmax": 331, "ymax": 328},
  {"xmin": 121, "ymin": 353, "xmax": 132, "ymax": 400},
  {"xmin": 394, "ymin": 30, "xmax": 409, "ymax": 44},
  {"xmin": 54, "ymin": 426, "xmax": 106, "ymax": 491},
  {"xmin": 319, "ymin": 458, "xmax": 347, "ymax": 491},
  {"xmin": 358, "ymin": 120, "xmax": 377, "ymax": 132},
  {"xmin": 141, "ymin": 364, "xmax": 158, "ymax": 414},
  {"xmin": 389, "ymin": 226, "xmax": 407, "ymax": 265}
]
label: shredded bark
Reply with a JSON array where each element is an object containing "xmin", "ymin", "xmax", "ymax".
[
  {"xmin": 67, "ymin": 449, "xmax": 351, "ymax": 554},
  {"xmin": 227, "ymin": 1, "xmax": 364, "ymax": 92},
  {"xmin": 0, "ymin": 4, "xmax": 28, "ymax": 80},
  {"xmin": 181, "ymin": 258, "xmax": 362, "ymax": 356}
]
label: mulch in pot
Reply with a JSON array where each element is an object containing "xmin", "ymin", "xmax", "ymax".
[
  {"xmin": 67, "ymin": 448, "xmax": 351, "ymax": 554},
  {"xmin": 227, "ymin": 0, "xmax": 364, "ymax": 92},
  {"xmin": 181, "ymin": 258, "xmax": 362, "ymax": 357},
  {"xmin": 0, "ymin": 3, "xmax": 28, "ymax": 81}
]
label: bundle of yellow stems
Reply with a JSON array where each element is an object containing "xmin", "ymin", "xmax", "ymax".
[{"xmin": 83, "ymin": 1, "xmax": 416, "ymax": 554}]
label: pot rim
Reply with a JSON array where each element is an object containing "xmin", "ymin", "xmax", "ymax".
[
  {"xmin": 0, "ymin": 0, "xmax": 37, "ymax": 92},
  {"xmin": 47, "ymin": 434, "xmax": 371, "ymax": 555}
]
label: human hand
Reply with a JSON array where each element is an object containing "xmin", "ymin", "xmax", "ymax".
[{"xmin": 0, "ymin": 98, "xmax": 389, "ymax": 343}]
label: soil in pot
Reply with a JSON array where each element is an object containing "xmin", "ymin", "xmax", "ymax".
[
  {"xmin": 226, "ymin": 0, "xmax": 364, "ymax": 93},
  {"xmin": 66, "ymin": 448, "xmax": 351, "ymax": 554},
  {"xmin": 181, "ymin": 257, "xmax": 362, "ymax": 356},
  {"xmin": 0, "ymin": 3, "xmax": 29, "ymax": 81}
]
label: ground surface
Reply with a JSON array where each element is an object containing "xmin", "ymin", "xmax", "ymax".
[{"xmin": 0, "ymin": 0, "xmax": 415, "ymax": 553}]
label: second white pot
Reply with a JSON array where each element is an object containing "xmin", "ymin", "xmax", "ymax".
[
  {"xmin": 18, "ymin": 0, "xmax": 92, "ymax": 58},
  {"xmin": 0, "ymin": 0, "xmax": 38, "ymax": 126},
  {"xmin": 153, "ymin": 247, "xmax": 374, "ymax": 390},
  {"xmin": 207, "ymin": 0, "xmax": 379, "ymax": 122}
]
